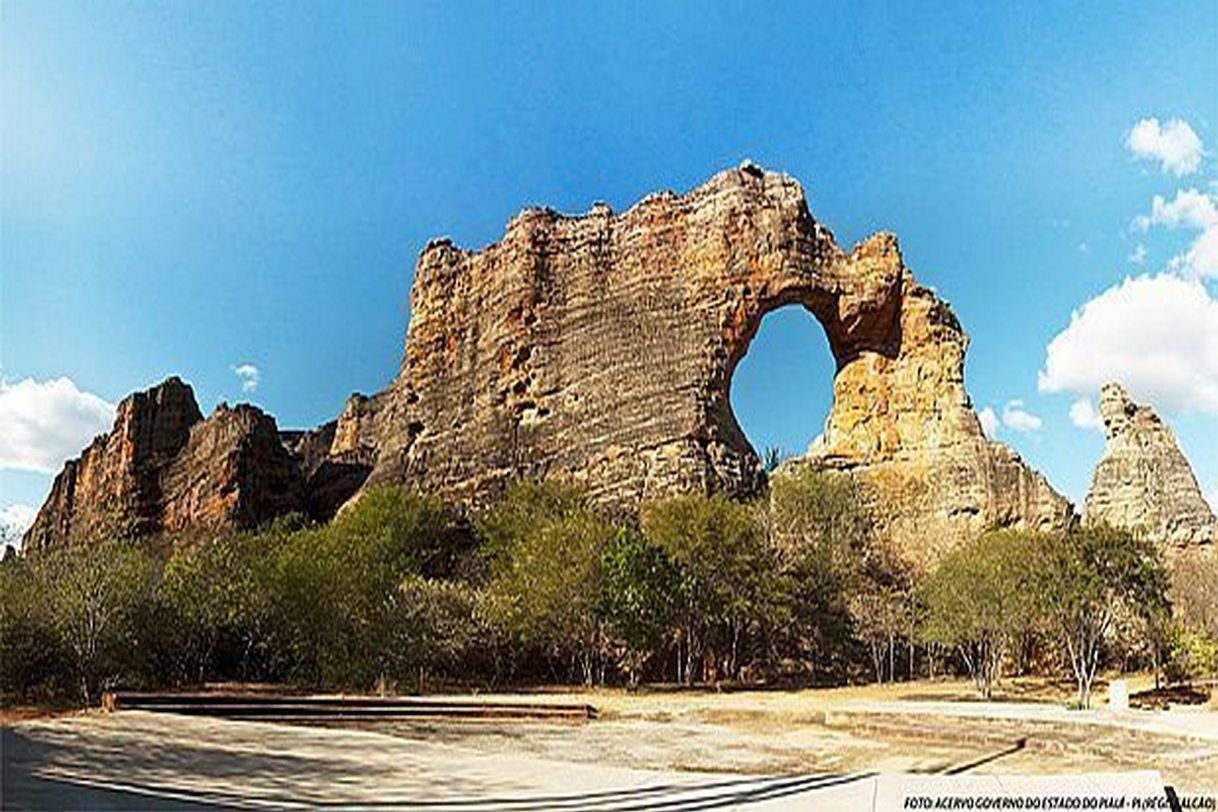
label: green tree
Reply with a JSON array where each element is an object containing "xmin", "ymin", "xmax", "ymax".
[
  {"xmin": 601, "ymin": 527, "xmax": 678, "ymax": 686},
  {"xmin": 261, "ymin": 487, "xmax": 470, "ymax": 689},
  {"xmin": 0, "ymin": 554, "xmax": 65, "ymax": 701},
  {"xmin": 641, "ymin": 493, "xmax": 774, "ymax": 683},
  {"xmin": 1168, "ymin": 551, "xmax": 1218, "ymax": 682},
  {"xmin": 767, "ymin": 467, "xmax": 874, "ymax": 677},
  {"xmin": 391, "ymin": 575, "xmax": 482, "ymax": 692},
  {"xmin": 479, "ymin": 481, "xmax": 617, "ymax": 685},
  {"xmin": 32, "ymin": 541, "xmax": 159, "ymax": 704},
  {"xmin": 1037, "ymin": 525, "xmax": 1170, "ymax": 708},
  {"xmin": 920, "ymin": 531, "xmax": 1040, "ymax": 699}
]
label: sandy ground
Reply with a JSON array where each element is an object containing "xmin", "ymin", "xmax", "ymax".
[
  {"xmin": 2, "ymin": 679, "xmax": 1215, "ymax": 809},
  {"xmin": 365, "ymin": 679, "xmax": 1218, "ymax": 790},
  {"xmin": 0, "ymin": 712, "xmax": 1175, "ymax": 811}
]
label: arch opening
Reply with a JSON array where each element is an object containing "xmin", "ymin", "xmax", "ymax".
[{"xmin": 727, "ymin": 304, "xmax": 837, "ymax": 474}]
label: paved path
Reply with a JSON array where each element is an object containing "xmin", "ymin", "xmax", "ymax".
[
  {"xmin": 0, "ymin": 712, "xmax": 1170, "ymax": 810},
  {"xmin": 838, "ymin": 698, "xmax": 1218, "ymax": 742}
]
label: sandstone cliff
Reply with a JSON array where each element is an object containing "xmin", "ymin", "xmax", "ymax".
[
  {"xmin": 28, "ymin": 164, "xmax": 1073, "ymax": 563},
  {"xmin": 24, "ymin": 378, "xmax": 369, "ymax": 548},
  {"xmin": 1083, "ymin": 382, "xmax": 1216, "ymax": 550},
  {"xmin": 364, "ymin": 163, "xmax": 1071, "ymax": 563}
]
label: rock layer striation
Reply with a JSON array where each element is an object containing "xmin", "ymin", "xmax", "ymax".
[
  {"xmin": 1083, "ymin": 382, "xmax": 1216, "ymax": 550},
  {"xmin": 365, "ymin": 164, "xmax": 1071, "ymax": 564},
  {"xmin": 24, "ymin": 378, "xmax": 369, "ymax": 548}
]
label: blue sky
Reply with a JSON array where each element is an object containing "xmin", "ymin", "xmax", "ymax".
[{"xmin": 3, "ymin": 0, "xmax": 1217, "ymax": 533}]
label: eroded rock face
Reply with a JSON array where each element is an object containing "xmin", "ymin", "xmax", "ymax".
[
  {"xmin": 24, "ymin": 378, "xmax": 354, "ymax": 547},
  {"xmin": 29, "ymin": 165, "xmax": 1073, "ymax": 563},
  {"xmin": 365, "ymin": 164, "xmax": 1071, "ymax": 563},
  {"xmin": 1084, "ymin": 382, "xmax": 1216, "ymax": 550},
  {"xmin": 280, "ymin": 393, "xmax": 381, "ymax": 519},
  {"xmin": 26, "ymin": 377, "xmax": 203, "ymax": 546}
]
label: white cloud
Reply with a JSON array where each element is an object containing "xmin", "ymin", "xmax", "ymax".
[
  {"xmin": 1139, "ymin": 188, "xmax": 1218, "ymax": 231},
  {"xmin": 1131, "ymin": 188, "xmax": 1218, "ymax": 279},
  {"xmin": 232, "ymin": 363, "xmax": 260, "ymax": 393},
  {"xmin": 1128, "ymin": 244, "xmax": 1147, "ymax": 265},
  {"xmin": 0, "ymin": 377, "xmax": 115, "ymax": 474},
  {"xmin": 1039, "ymin": 274, "xmax": 1218, "ymax": 414},
  {"xmin": 1126, "ymin": 117, "xmax": 1204, "ymax": 176},
  {"xmin": 977, "ymin": 406, "xmax": 999, "ymax": 438},
  {"xmin": 1207, "ymin": 484, "xmax": 1218, "ymax": 513},
  {"xmin": 0, "ymin": 504, "xmax": 37, "ymax": 549},
  {"xmin": 1001, "ymin": 400, "xmax": 1043, "ymax": 433},
  {"xmin": 1177, "ymin": 225, "xmax": 1218, "ymax": 279},
  {"xmin": 1068, "ymin": 397, "xmax": 1105, "ymax": 432}
]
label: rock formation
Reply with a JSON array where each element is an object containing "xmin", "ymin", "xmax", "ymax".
[
  {"xmin": 28, "ymin": 164, "xmax": 1073, "ymax": 563},
  {"xmin": 1083, "ymin": 382, "xmax": 1216, "ymax": 551},
  {"xmin": 23, "ymin": 378, "xmax": 369, "ymax": 548},
  {"xmin": 363, "ymin": 163, "xmax": 1070, "ymax": 564}
]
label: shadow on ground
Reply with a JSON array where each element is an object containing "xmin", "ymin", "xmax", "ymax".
[{"xmin": 1, "ymin": 722, "xmax": 875, "ymax": 811}]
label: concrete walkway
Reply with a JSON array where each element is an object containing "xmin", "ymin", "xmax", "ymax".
[{"xmin": 837, "ymin": 698, "xmax": 1218, "ymax": 742}]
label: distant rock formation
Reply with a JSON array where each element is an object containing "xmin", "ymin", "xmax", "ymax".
[
  {"xmin": 1084, "ymin": 382, "xmax": 1216, "ymax": 551},
  {"xmin": 23, "ymin": 378, "xmax": 370, "ymax": 549},
  {"xmin": 28, "ymin": 165, "xmax": 1072, "ymax": 563}
]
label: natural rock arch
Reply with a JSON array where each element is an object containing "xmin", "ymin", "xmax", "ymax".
[
  {"xmin": 724, "ymin": 303, "xmax": 837, "ymax": 468},
  {"xmin": 355, "ymin": 164, "xmax": 1070, "ymax": 564}
]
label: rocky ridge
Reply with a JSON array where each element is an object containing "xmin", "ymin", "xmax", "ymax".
[{"xmin": 361, "ymin": 164, "xmax": 1071, "ymax": 565}]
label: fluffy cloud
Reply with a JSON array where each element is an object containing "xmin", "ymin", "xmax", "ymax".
[
  {"xmin": 1134, "ymin": 188, "xmax": 1218, "ymax": 232},
  {"xmin": 977, "ymin": 406, "xmax": 999, "ymax": 438},
  {"xmin": 1068, "ymin": 397, "xmax": 1105, "ymax": 432},
  {"xmin": 1039, "ymin": 274, "xmax": 1218, "ymax": 414},
  {"xmin": 0, "ymin": 377, "xmax": 115, "ymax": 473},
  {"xmin": 1131, "ymin": 188, "xmax": 1218, "ymax": 280},
  {"xmin": 232, "ymin": 363, "xmax": 260, "ymax": 393},
  {"xmin": 1128, "ymin": 244, "xmax": 1147, "ymax": 265},
  {"xmin": 1126, "ymin": 117, "xmax": 1204, "ymax": 176},
  {"xmin": 1001, "ymin": 400, "xmax": 1043, "ymax": 433},
  {"xmin": 0, "ymin": 504, "xmax": 37, "ymax": 548},
  {"xmin": 1178, "ymin": 225, "xmax": 1218, "ymax": 279}
]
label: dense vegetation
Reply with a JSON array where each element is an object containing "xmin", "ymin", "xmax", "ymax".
[{"xmin": 2, "ymin": 470, "xmax": 1214, "ymax": 707}]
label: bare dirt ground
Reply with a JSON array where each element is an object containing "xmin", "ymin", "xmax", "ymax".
[{"xmin": 3, "ymin": 678, "xmax": 1215, "ymax": 809}]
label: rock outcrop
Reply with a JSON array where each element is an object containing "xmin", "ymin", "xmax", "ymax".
[
  {"xmin": 280, "ymin": 393, "xmax": 381, "ymax": 519},
  {"xmin": 24, "ymin": 378, "xmax": 370, "ymax": 548},
  {"xmin": 1083, "ymin": 382, "xmax": 1216, "ymax": 551},
  {"xmin": 28, "ymin": 165, "xmax": 1073, "ymax": 563},
  {"xmin": 363, "ymin": 163, "xmax": 1071, "ymax": 564}
]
